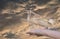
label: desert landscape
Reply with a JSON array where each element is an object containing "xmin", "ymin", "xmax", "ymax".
[{"xmin": 0, "ymin": 0, "xmax": 60, "ymax": 39}]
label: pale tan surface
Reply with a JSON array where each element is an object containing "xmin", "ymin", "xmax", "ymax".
[{"xmin": 0, "ymin": 0, "xmax": 60, "ymax": 39}]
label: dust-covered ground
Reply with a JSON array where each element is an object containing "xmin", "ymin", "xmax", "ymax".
[{"xmin": 0, "ymin": 0, "xmax": 60, "ymax": 39}]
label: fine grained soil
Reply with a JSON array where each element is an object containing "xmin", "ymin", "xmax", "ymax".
[{"xmin": 0, "ymin": 0, "xmax": 60, "ymax": 39}]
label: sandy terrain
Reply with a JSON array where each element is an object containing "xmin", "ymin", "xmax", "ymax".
[{"xmin": 0, "ymin": 0, "xmax": 60, "ymax": 39}]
